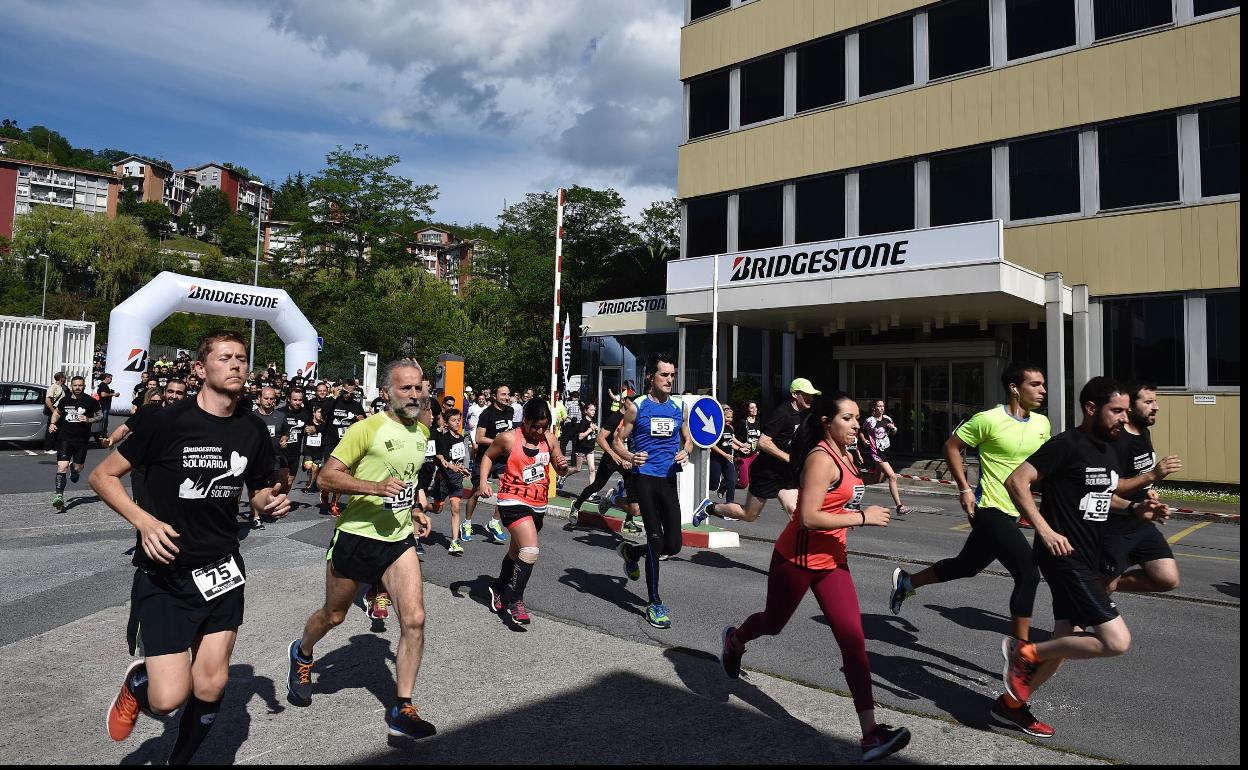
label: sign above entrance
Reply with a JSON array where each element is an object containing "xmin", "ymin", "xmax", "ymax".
[
  {"xmin": 667, "ymin": 219, "xmax": 1003, "ymax": 293},
  {"xmin": 687, "ymin": 395, "xmax": 726, "ymax": 449},
  {"xmin": 584, "ymin": 295, "xmax": 667, "ymax": 317}
]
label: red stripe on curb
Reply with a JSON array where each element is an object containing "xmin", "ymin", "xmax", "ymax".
[{"xmin": 575, "ymin": 510, "xmax": 713, "ymax": 547}]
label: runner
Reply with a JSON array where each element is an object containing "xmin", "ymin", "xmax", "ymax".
[
  {"xmin": 1102, "ymin": 381, "xmax": 1180, "ymax": 595},
  {"xmin": 252, "ymin": 386, "xmax": 286, "ymax": 530},
  {"xmin": 94, "ymin": 372, "xmax": 120, "ymax": 444},
  {"xmin": 696, "ymin": 379, "xmax": 821, "ymax": 525},
  {"xmin": 476, "ymin": 398, "xmax": 569, "ymax": 624},
  {"xmin": 567, "ymin": 393, "xmax": 642, "ymax": 533},
  {"xmin": 42, "ymin": 371, "xmax": 67, "ymax": 453},
  {"xmin": 433, "ymin": 408, "xmax": 470, "ymax": 556},
  {"xmin": 370, "ymin": 390, "xmax": 390, "ymax": 415},
  {"xmin": 999, "ymin": 377, "xmax": 1180, "ymax": 735},
  {"xmin": 464, "ymin": 385, "xmax": 515, "ymax": 545},
  {"xmin": 571, "ymin": 402, "xmax": 600, "ymax": 480},
  {"xmin": 321, "ymin": 379, "xmax": 366, "ymax": 515},
  {"xmin": 286, "ymin": 359, "xmax": 437, "ymax": 741},
  {"xmin": 888, "ymin": 364, "xmax": 1048, "ymax": 653},
  {"xmin": 279, "ymin": 388, "xmax": 316, "ymax": 498},
  {"xmin": 611, "ymin": 352, "xmax": 693, "ymax": 629},
  {"xmin": 709, "ymin": 404, "xmax": 750, "ymax": 504},
  {"xmin": 303, "ymin": 383, "xmax": 330, "ymax": 494},
  {"xmin": 92, "ymin": 330, "xmax": 289, "ymax": 764},
  {"xmin": 862, "ymin": 400, "xmax": 911, "ymax": 516},
  {"xmin": 49, "ymin": 375, "xmax": 102, "ymax": 511},
  {"xmin": 718, "ymin": 391, "xmax": 910, "ymax": 762}
]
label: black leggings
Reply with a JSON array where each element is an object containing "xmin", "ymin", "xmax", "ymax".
[
  {"xmin": 931, "ymin": 507, "xmax": 1040, "ymax": 618},
  {"xmin": 624, "ymin": 474, "xmax": 682, "ymax": 605},
  {"xmin": 573, "ymin": 454, "xmax": 622, "ymax": 509}
]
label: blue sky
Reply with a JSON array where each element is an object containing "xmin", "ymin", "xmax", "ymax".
[{"xmin": 1, "ymin": 0, "xmax": 683, "ymax": 225}]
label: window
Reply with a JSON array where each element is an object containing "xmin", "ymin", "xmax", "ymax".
[
  {"xmin": 797, "ymin": 37, "xmax": 846, "ymax": 112},
  {"xmin": 690, "ymin": 0, "xmax": 730, "ymax": 22},
  {"xmin": 4, "ymin": 385, "xmax": 42, "ymax": 405},
  {"xmin": 686, "ymin": 196, "xmax": 728, "ymax": 258},
  {"xmin": 1206, "ymin": 292, "xmax": 1240, "ymax": 386},
  {"xmin": 688, "ymin": 70, "xmax": 730, "ymax": 139},
  {"xmin": 1006, "ymin": 0, "xmax": 1076, "ymax": 60},
  {"xmin": 1103, "ymin": 295, "xmax": 1185, "ymax": 387},
  {"xmin": 740, "ymin": 54, "xmax": 785, "ymax": 126},
  {"xmin": 929, "ymin": 0, "xmax": 990, "ymax": 79},
  {"xmin": 795, "ymin": 175, "xmax": 845, "ymax": 243},
  {"xmin": 1098, "ymin": 113, "xmax": 1179, "ymax": 210},
  {"xmin": 1009, "ymin": 132, "xmax": 1080, "ymax": 219},
  {"xmin": 1194, "ymin": 0, "xmax": 1240, "ymax": 14},
  {"xmin": 930, "ymin": 147, "xmax": 993, "ymax": 225},
  {"xmin": 859, "ymin": 16, "xmax": 914, "ymax": 96},
  {"xmin": 1200, "ymin": 103, "xmax": 1240, "ymax": 197},
  {"xmin": 1093, "ymin": 0, "xmax": 1171, "ymax": 40},
  {"xmin": 858, "ymin": 162, "xmax": 915, "ymax": 235},
  {"xmin": 737, "ymin": 185, "xmax": 783, "ymax": 250}
]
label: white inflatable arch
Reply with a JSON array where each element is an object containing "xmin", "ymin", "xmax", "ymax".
[{"xmin": 104, "ymin": 272, "xmax": 318, "ymax": 413}]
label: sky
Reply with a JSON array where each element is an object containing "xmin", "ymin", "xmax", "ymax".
[{"xmin": 0, "ymin": 0, "xmax": 684, "ymax": 226}]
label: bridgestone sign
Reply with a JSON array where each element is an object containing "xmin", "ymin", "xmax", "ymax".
[
  {"xmin": 186, "ymin": 286, "xmax": 281, "ymax": 309},
  {"xmin": 592, "ymin": 297, "xmax": 667, "ymax": 315}
]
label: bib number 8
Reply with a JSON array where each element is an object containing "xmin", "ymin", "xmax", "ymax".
[{"xmin": 522, "ymin": 464, "xmax": 546, "ymax": 485}]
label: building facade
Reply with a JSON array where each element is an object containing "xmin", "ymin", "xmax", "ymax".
[
  {"xmin": 408, "ymin": 226, "xmax": 476, "ymax": 296},
  {"xmin": 670, "ymin": 0, "xmax": 1239, "ymax": 483},
  {"xmin": 0, "ymin": 158, "xmax": 120, "ymax": 239},
  {"xmin": 185, "ymin": 163, "xmax": 273, "ymax": 223}
]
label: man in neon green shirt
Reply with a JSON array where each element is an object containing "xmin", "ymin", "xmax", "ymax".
[{"xmin": 286, "ymin": 359, "xmax": 437, "ymax": 742}]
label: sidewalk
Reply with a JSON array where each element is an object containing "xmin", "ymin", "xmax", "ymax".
[{"xmin": 0, "ymin": 555, "xmax": 1101, "ymax": 765}]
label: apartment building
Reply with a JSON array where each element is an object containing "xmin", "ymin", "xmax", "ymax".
[
  {"xmin": 113, "ymin": 155, "xmax": 202, "ymax": 221},
  {"xmin": 659, "ymin": 0, "xmax": 1239, "ymax": 482},
  {"xmin": 408, "ymin": 226, "xmax": 475, "ymax": 296},
  {"xmin": 262, "ymin": 219, "xmax": 302, "ymax": 263},
  {"xmin": 185, "ymin": 163, "xmax": 273, "ymax": 223},
  {"xmin": 0, "ymin": 157, "xmax": 120, "ymax": 239}
]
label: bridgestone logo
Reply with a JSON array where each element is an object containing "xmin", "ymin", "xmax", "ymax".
[
  {"xmin": 596, "ymin": 298, "xmax": 666, "ymax": 315},
  {"xmin": 187, "ymin": 285, "xmax": 279, "ymax": 309},
  {"xmin": 729, "ymin": 240, "xmax": 909, "ymax": 282}
]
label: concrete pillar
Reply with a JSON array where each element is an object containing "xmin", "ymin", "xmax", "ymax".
[
  {"xmin": 1045, "ymin": 272, "xmax": 1066, "ymax": 431},
  {"xmin": 782, "ymin": 332, "xmax": 796, "ymax": 393},
  {"xmin": 1071, "ymin": 284, "xmax": 1091, "ymax": 423}
]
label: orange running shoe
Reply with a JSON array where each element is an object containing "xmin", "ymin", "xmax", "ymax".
[
  {"xmin": 106, "ymin": 660, "xmax": 146, "ymax": 741},
  {"xmin": 1002, "ymin": 637, "xmax": 1040, "ymax": 703}
]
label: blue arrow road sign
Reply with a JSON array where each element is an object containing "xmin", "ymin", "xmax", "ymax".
[
  {"xmin": 687, "ymin": 395, "xmax": 725, "ymax": 449},
  {"xmin": 316, "ymin": 336, "xmax": 324, "ymax": 352}
]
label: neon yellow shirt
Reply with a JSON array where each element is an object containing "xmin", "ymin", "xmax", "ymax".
[
  {"xmin": 955, "ymin": 405, "xmax": 1051, "ymax": 517},
  {"xmin": 330, "ymin": 411, "xmax": 430, "ymax": 542}
]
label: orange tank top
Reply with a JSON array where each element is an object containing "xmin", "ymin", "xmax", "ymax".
[
  {"xmin": 496, "ymin": 435, "xmax": 551, "ymax": 510},
  {"xmin": 774, "ymin": 441, "xmax": 866, "ymax": 570}
]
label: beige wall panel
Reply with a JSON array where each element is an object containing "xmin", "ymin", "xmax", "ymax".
[
  {"xmin": 1154, "ymin": 396, "xmax": 1240, "ymax": 484},
  {"xmin": 1217, "ymin": 201, "xmax": 1240, "ymax": 287},
  {"xmin": 679, "ymin": 17, "xmax": 1239, "ymax": 198}
]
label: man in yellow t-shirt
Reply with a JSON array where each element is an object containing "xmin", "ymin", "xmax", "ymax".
[{"xmin": 286, "ymin": 360, "xmax": 437, "ymax": 742}]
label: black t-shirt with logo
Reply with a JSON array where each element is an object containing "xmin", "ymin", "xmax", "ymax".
[
  {"xmin": 475, "ymin": 404, "xmax": 514, "ymax": 461},
  {"xmin": 753, "ymin": 403, "xmax": 805, "ymax": 479},
  {"xmin": 256, "ymin": 409, "xmax": 285, "ymax": 454},
  {"xmin": 56, "ymin": 393, "xmax": 100, "ymax": 441},
  {"xmin": 717, "ymin": 424, "xmax": 736, "ymax": 455},
  {"xmin": 575, "ymin": 417, "xmax": 599, "ymax": 452},
  {"xmin": 119, "ymin": 398, "xmax": 275, "ymax": 569},
  {"xmin": 734, "ymin": 417, "xmax": 762, "ymax": 451},
  {"xmin": 1109, "ymin": 426, "xmax": 1156, "ymax": 533},
  {"xmin": 124, "ymin": 403, "xmax": 163, "ymax": 435},
  {"xmin": 96, "ymin": 382, "xmax": 116, "ymax": 412},
  {"xmin": 280, "ymin": 406, "xmax": 314, "ymax": 456},
  {"xmin": 1026, "ymin": 427, "xmax": 1124, "ymax": 571},
  {"xmin": 370, "ymin": 396, "xmax": 389, "ymax": 414},
  {"xmin": 436, "ymin": 429, "xmax": 469, "ymax": 486},
  {"xmin": 326, "ymin": 396, "xmax": 365, "ymax": 444}
]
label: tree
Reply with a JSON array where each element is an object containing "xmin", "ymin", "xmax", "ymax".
[
  {"xmin": 221, "ymin": 162, "xmax": 256, "ymax": 180},
  {"xmin": 0, "ymin": 119, "xmax": 21, "ymax": 140},
  {"xmin": 92, "ymin": 215, "xmax": 156, "ymax": 304},
  {"xmin": 271, "ymin": 172, "xmax": 310, "ymax": 221},
  {"xmin": 2, "ymin": 141, "xmax": 55, "ymax": 164},
  {"xmin": 217, "ymin": 212, "xmax": 259, "ymax": 260},
  {"xmin": 118, "ymin": 188, "xmax": 140, "ymax": 216},
  {"xmin": 186, "ymin": 187, "xmax": 232, "ymax": 238},
  {"xmin": 133, "ymin": 201, "xmax": 174, "ymax": 238}
]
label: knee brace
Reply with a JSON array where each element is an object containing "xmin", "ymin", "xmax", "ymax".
[{"xmin": 517, "ymin": 546, "xmax": 539, "ymax": 564}]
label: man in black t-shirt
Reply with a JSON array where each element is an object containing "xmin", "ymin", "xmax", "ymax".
[
  {"xmin": 95, "ymin": 372, "xmax": 120, "ymax": 440},
  {"xmin": 464, "ymin": 384, "xmax": 515, "ymax": 544},
  {"xmin": 49, "ymin": 375, "xmax": 102, "ymax": 510},
  {"xmin": 253, "ymin": 387, "xmax": 286, "ymax": 530},
  {"xmin": 370, "ymin": 393, "xmax": 389, "ymax": 414},
  {"xmin": 131, "ymin": 371, "xmax": 153, "ymax": 409},
  {"xmin": 303, "ymin": 382, "xmax": 331, "ymax": 492},
  {"xmin": 999, "ymin": 377, "xmax": 1179, "ymax": 720},
  {"xmin": 91, "ymin": 330, "xmax": 289, "ymax": 764},
  {"xmin": 321, "ymin": 379, "xmax": 366, "ymax": 514},
  {"xmin": 279, "ymin": 388, "xmax": 316, "ymax": 494},
  {"xmin": 699, "ymin": 378, "xmax": 820, "ymax": 525},
  {"xmin": 102, "ymin": 379, "xmax": 188, "ymax": 508},
  {"xmin": 567, "ymin": 394, "xmax": 642, "ymax": 532},
  {"xmin": 1102, "ymin": 381, "xmax": 1180, "ymax": 595}
]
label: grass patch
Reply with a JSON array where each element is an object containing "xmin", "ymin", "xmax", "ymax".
[
  {"xmin": 1155, "ymin": 484, "xmax": 1239, "ymax": 505},
  {"xmin": 157, "ymin": 234, "xmax": 217, "ymax": 255}
]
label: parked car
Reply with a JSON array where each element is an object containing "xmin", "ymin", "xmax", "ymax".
[{"xmin": 0, "ymin": 382, "xmax": 49, "ymax": 443}]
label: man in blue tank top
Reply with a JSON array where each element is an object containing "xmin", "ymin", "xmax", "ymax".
[{"xmin": 611, "ymin": 351, "xmax": 693, "ymax": 629}]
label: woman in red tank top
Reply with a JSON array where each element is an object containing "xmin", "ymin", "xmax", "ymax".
[
  {"xmin": 476, "ymin": 397, "xmax": 569, "ymax": 625},
  {"xmin": 719, "ymin": 391, "xmax": 912, "ymax": 762}
]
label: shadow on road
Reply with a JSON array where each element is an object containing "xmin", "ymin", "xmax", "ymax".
[
  {"xmin": 63, "ymin": 494, "xmax": 101, "ymax": 511},
  {"xmin": 688, "ymin": 549, "xmax": 770, "ymax": 577},
  {"xmin": 1212, "ymin": 581, "xmax": 1239, "ymax": 599},
  {"xmin": 558, "ymin": 567, "xmax": 647, "ymax": 618}
]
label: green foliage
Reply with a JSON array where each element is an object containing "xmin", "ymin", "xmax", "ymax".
[
  {"xmin": 133, "ymin": 201, "xmax": 174, "ymax": 238},
  {"xmin": 217, "ymin": 212, "xmax": 259, "ymax": 260},
  {"xmin": 2, "ymin": 140, "xmax": 56, "ymax": 164},
  {"xmin": 186, "ymin": 187, "xmax": 232, "ymax": 237},
  {"xmin": 0, "ymin": 120, "xmax": 129, "ymax": 172},
  {"xmin": 118, "ymin": 188, "xmax": 140, "ymax": 216},
  {"xmin": 220, "ymin": 162, "xmax": 257, "ymax": 180},
  {"xmin": 271, "ymin": 172, "xmax": 310, "ymax": 221}
]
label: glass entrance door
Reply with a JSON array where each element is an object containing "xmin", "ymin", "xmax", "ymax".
[
  {"xmin": 598, "ymin": 367, "xmax": 622, "ymax": 418},
  {"xmin": 919, "ymin": 362, "xmax": 950, "ymax": 453},
  {"xmin": 885, "ymin": 363, "xmax": 916, "ymax": 452}
]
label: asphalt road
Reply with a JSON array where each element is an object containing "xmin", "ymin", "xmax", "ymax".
[{"xmin": 0, "ymin": 444, "xmax": 1239, "ymax": 765}]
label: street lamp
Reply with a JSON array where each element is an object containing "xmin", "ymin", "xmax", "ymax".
[
  {"xmin": 249, "ymin": 205, "xmax": 263, "ymax": 367},
  {"xmin": 40, "ymin": 249, "xmax": 50, "ymax": 318}
]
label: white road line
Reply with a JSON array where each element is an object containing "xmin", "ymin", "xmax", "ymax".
[{"xmin": 3, "ymin": 519, "xmax": 122, "ymax": 532}]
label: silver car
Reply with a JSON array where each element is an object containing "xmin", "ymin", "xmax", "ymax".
[{"xmin": 0, "ymin": 382, "xmax": 49, "ymax": 443}]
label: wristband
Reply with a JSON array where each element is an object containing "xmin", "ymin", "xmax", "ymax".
[
  {"xmin": 860, "ymin": 511, "xmax": 866, "ymax": 526},
  {"xmin": 958, "ymin": 488, "xmax": 974, "ymax": 495}
]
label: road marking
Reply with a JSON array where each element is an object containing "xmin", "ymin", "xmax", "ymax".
[
  {"xmin": 24, "ymin": 449, "xmax": 37, "ymax": 456},
  {"xmin": 1167, "ymin": 521, "xmax": 1211, "ymax": 544},
  {"xmin": 1173, "ymin": 550, "xmax": 1238, "ymax": 563},
  {"xmin": 950, "ymin": 523, "xmax": 971, "ymax": 531},
  {"xmin": 4, "ymin": 519, "xmax": 121, "ymax": 532}
]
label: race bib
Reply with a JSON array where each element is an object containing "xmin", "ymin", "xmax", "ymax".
[
  {"xmin": 65, "ymin": 409, "xmax": 83, "ymax": 423},
  {"xmin": 337, "ymin": 426, "xmax": 347, "ymax": 439},
  {"xmin": 450, "ymin": 443, "xmax": 466, "ymax": 461},
  {"xmin": 425, "ymin": 440, "xmax": 436, "ymax": 458},
  {"xmin": 306, "ymin": 433, "xmax": 322, "ymax": 447},
  {"xmin": 1080, "ymin": 492, "xmax": 1112, "ymax": 522},
  {"xmin": 288, "ymin": 428, "xmax": 301, "ymax": 442},
  {"xmin": 876, "ymin": 434, "xmax": 890, "ymax": 450},
  {"xmin": 267, "ymin": 424, "xmax": 277, "ymax": 437},
  {"xmin": 191, "ymin": 554, "xmax": 245, "ymax": 601},
  {"xmin": 650, "ymin": 417, "xmax": 675, "ymax": 437},
  {"xmin": 848, "ymin": 484, "xmax": 866, "ymax": 511},
  {"xmin": 522, "ymin": 463, "xmax": 546, "ymax": 485},
  {"xmin": 383, "ymin": 481, "xmax": 416, "ymax": 511}
]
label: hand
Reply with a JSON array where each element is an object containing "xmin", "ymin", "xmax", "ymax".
[
  {"xmin": 631, "ymin": 451, "xmax": 647, "ymax": 467},
  {"xmin": 412, "ymin": 510, "xmax": 432, "ymax": 538},
  {"xmin": 675, "ymin": 449, "xmax": 689, "ymax": 466},
  {"xmin": 476, "ymin": 482, "xmax": 493, "ymax": 499},
  {"xmin": 137, "ymin": 517, "xmax": 181, "ymax": 564},
  {"xmin": 374, "ymin": 476, "xmax": 407, "ymax": 499},
  {"xmin": 453, "ymin": 464, "xmax": 469, "ymax": 475},
  {"xmin": 861, "ymin": 505, "xmax": 891, "ymax": 527},
  {"xmin": 279, "ymin": 436, "xmax": 288, "ymax": 448},
  {"xmin": 1136, "ymin": 499, "xmax": 1171, "ymax": 523},
  {"xmin": 1039, "ymin": 528, "xmax": 1074, "ymax": 557},
  {"xmin": 49, "ymin": 423, "xmax": 57, "ymax": 433},
  {"xmin": 1153, "ymin": 455, "xmax": 1181, "ymax": 481},
  {"xmin": 1146, "ymin": 488, "xmax": 1160, "ymax": 502},
  {"xmin": 959, "ymin": 490, "xmax": 976, "ymax": 518},
  {"xmin": 555, "ymin": 455, "xmax": 569, "ymax": 472},
  {"xmin": 305, "ymin": 425, "xmax": 316, "ymax": 434},
  {"xmin": 619, "ymin": 457, "xmax": 634, "ymax": 470},
  {"xmin": 100, "ymin": 436, "xmax": 112, "ymax": 448},
  {"xmin": 262, "ymin": 482, "xmax": 292, "ymax": 519}
]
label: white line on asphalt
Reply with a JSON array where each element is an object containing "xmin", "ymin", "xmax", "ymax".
[{"xmin": 4, "ymin": 519, "xmax": 122, "ymax": 532}]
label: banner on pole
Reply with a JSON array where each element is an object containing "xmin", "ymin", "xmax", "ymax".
[{"xmin": 561, "ymin": 313, "xmax": 572, "ymax": 392}]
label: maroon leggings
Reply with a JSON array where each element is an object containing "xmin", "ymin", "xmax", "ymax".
[{"xmin": 734, "ymin": 551, "xmax": 875, "ymax": 712}]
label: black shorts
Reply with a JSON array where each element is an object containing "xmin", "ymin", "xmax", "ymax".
[
  {"xmin": 303, "ymin": 440, "xmax": 325, "ymax": 462},
  {"xmin": 327, "ymin": 529, "xmax": 417, "ymax": 586},
  {"xmin": 498, "ymin": 504, "xmax": 545, "ymax": 531},
  {"xmin": 127, "ymin": 553, "xmax": 247, "ymax": 657},
  {"xmin": 281, "ymin": 451, "xmax": 302, "ymax": 474},
  {"xmin": 434, "ymin": 471, "xmax": 465, "ymax": 501},
  {"xmin": 471, "ymin": 459, "xmax": 502, "ymax": 486},
  {"xmin": 1038, "ymin": 556, "xmax": 1119, "ymax": 628},
  {"xmin": 748, "ymin": 468, "xmax": 794, "ymax": 500},
  {"xmin": 56, "ymin": 436, "xmax": 90, "ymax": 465},
  {"xmin": 1101, "ymin": 521, "xmax": 1174, "ymax": 577},
  {"xmin": 416, "ymin": 462, "xmax": 437, "ymax": 493}
]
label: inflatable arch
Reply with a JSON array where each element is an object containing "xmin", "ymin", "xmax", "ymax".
[{"xmin": 104, "ymin": 272, "xmax": 318, "ymax": 414}]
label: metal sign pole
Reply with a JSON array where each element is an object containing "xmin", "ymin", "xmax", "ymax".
[{"xmin": 704, "ymin": 254, "xmax": 720, "ymax": 503}]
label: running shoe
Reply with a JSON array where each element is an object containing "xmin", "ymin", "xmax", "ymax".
[
  {"xmin": 461, "ymin": 521, "xmax": 473, "ymax": 542},
  {"xmin": 415, "ymin": 540, "xmax": 425, "ymax": 556},
  {"xmin": 286, "ymin": 639, "xmax": 314, "ymax": 707},
  {"xmin": 622, "ymin": 518, "xmax": 643, "ymax": 534},
  {"xmin": 487, "ymin": 583, "xmax": 505, "ymax": 613},
  {"xmin": 106, "ymin": 659, "xmax": 147, "ymax": 742},
  {"xmin": 70, "ymin": 469, "xmax": 80, "ymax": 484},
  {"xmin": 52, "ymin": 494, "xmax": 64, "ymax": 511},
  {"xmin": 991, "ymin": 694, "xmax": 1055, "ymax": 738},
  {"xmin": 487, "ymin": 519, "xmax": 509, "ymax": 543},
  {"xmin": 719, "ymin": 626, "xmax": 742, "ymax": 679},
  {"xmin": 889, "ymin": 568, "xmax": 915, "ymax": 615},
  {"xmin": 330, "ymin": 502, "xmax": 341, "ymax": 517},
  {"xmin": 587, "ymin": 493, "xmax": 602, "ymax": 504},
  {"xmin": 250, "ymin": 518, "xmax": 265, "ymax": 530},
  {"xmin": 617, "ymin": 542, "xmax": 640, "ymax": 581},
  {"xmin": 505, "ymin": 600, "xmax": 531, "ymax": 625},
  {"xmin": 860, "ymin": 724, "xmax": 911, "ymax": 762},
  {"xmin": 896, "ymin": 504, "xmax": 912, "ymax": 516},
  {"xmin": 602, "ymin": 487, "xmax": 617, "ymax": 510},
  {"xmin": 692, "ymin": 496, "xmax": 713, "ymax": 527},
  {"xmin": 564, "ymin": 504, "xmax": 579, "ymax": 530},
  {"xmin": 386, "ymin": 702, "xmax": 437, "ymax": 740},
  {"xmin": 645, "ymin": 602, "xmax": 671, "ymax": 629},
  {"xmin": 1002, "ymin": 637, "xmax": 1040, "ymax": 704},
  {"xmin": 447, "ymin": 540, "xmax": 464, "ymax": 556},
  {"xmin": 366, "ymin": 590, "xmax": 391, "ymax": 621}
]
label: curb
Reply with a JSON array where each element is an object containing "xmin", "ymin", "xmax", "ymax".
[{"xmin": 565, "ymin": 505, "xmax": 741, "ymax": 549}]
